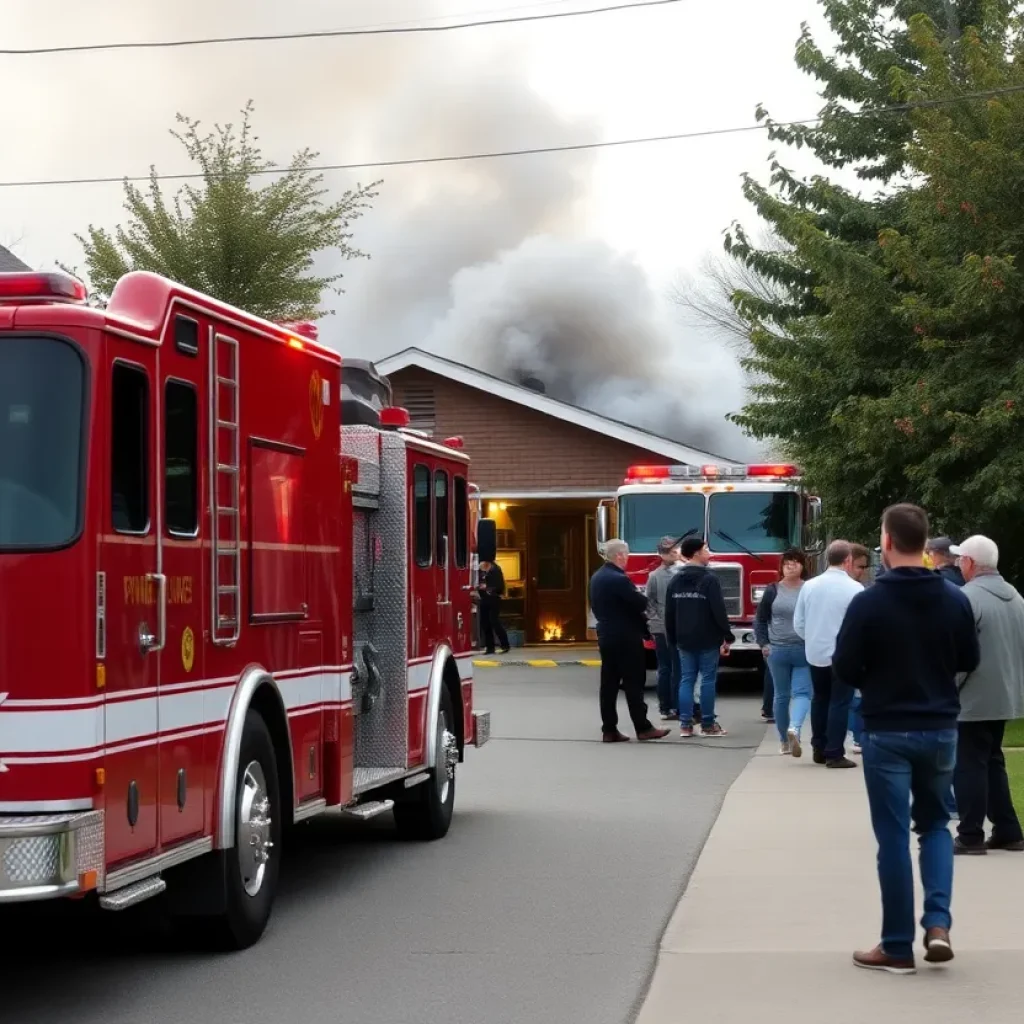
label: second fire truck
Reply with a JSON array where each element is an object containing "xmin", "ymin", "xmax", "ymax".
[
  {"xmin": 597, "ymin": 462, "xmax": 824, "ymax": 671},
  {"xmin": 0, "ymin": 269, "xmax": 491, "ymax": 948}
]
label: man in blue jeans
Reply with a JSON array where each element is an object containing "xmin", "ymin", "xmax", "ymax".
[
  {"xmin": 665, "ymin": 536, "xmax": 734, "ymax": 738},
  {"xmin": 833, "ymin": 503, "xmax": 979, "ymax": 974}
]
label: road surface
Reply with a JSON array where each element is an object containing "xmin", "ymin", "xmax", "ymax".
[{"xmin": 6, "ymin": 668, "xmax": 759, "ymax": 1024}]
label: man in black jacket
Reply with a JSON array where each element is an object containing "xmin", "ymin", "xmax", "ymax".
[
  {"xmin": 665, "ymin": 537, "xmax": 735, "ymax": 737},
  {"xmin": 926, "ymin": 537, "xmax": 966, "ymax": 587},
  {"xmin": 589, "ymin": 539, "xmax": 669, "ymax": 743},
  {"xmin": 834, "ymin": 504, "xmax": 979, "ymax": 975},
  {"xmin": 477, "ymin": 560, "xmax": 510, "ymax": 654}
]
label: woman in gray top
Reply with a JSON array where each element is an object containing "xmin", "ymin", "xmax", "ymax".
[{"xmin": 755, "ymin": 548, "xmax": 812, "ymax": 757}]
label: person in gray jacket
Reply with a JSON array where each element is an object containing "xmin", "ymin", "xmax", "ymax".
[
  {"xmin": 950, "ymin": 535, "xmax": 1024, "ymax": 854},
  {"xmin": 646, "ymin": 537, "xmax": 684, "ymax": 720}
]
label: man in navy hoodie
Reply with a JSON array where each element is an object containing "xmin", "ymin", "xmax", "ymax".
[{"xmin": 833, "ymin": 504, "xmax": 979, "ymax": 975}]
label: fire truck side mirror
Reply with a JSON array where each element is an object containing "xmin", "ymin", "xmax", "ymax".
[
  {"xmin": 596, "ymin": 504, "xmax": 610, "ymax": 550},
  {"xmin": 477, "ymin": 518, "xmax": 497, "ymax": 563},
  {"xmin": 804, "ymin": 497, "xmax": 824, "ymax": 554}
]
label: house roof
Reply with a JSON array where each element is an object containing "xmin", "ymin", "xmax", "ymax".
[
  {"xmin": 374, "ymin": 346, "xmax": 740, "ymax": 466},
  {"xmin": 0, "ymin": 244, "xmax": 30, "ymax": 273}
]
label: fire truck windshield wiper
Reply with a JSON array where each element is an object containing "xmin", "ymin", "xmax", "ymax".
[
  {"xmin": 673, "ymin": 526, "xmax": 700, "ymax": 548},
  {"xmin": 713, "ymin": 529, "xmax": 765, "ymax": 563}
]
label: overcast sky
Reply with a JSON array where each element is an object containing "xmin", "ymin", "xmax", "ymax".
[{"xmin": 0, "ymin": 0, "xmax": 838, "ymax": 457}]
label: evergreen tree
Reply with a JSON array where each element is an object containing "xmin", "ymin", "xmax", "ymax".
[{"xmin": 727, "ymin": 1, "xmax": 1024, "ymax": 574}]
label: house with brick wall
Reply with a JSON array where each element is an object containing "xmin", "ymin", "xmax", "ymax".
[{"xmin": 375, "ymin": 347, "xmax": 736, "ymax": 646}]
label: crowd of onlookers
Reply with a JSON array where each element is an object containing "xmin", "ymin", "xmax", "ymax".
[{"xmin": 589, "ymin": 503, "xmax": 1024, "ymax": 974}]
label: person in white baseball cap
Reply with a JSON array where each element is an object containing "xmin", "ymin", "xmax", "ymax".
[{"xmin": 949, "ymin": 534, "xmax": 1024, "ymax": 854}]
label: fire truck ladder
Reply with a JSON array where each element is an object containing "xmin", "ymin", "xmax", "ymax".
[{"xmin": 210, "ymin": 332, "xmax": 241, "ymax": 646}]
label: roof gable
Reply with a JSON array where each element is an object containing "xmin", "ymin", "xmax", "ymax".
[
  {"xmin": 0, "ymin": 244, "xmax": 31, "ymax": 273},
  {"xmin": 374, "ymin": 347, "xmax": 740, "ymax": 466}
]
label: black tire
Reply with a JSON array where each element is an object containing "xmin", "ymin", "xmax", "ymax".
[
  {"xmin": 394, "ymin": 686, "xmax": 457, "ymax": 841},
  {"xmin": 174, "ymin": 710, "xmax": 282, "ymax": 951}
]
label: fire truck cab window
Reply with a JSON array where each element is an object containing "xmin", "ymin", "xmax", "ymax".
[
  {"xmin": 434, "ymin": 470, "xmax": 449, "ymax": 567},
  {"xmin": 618, "ymin": 493, "xmax": 704, "ymax": 554},
  {"xmin": 165, "ymin": 380, "xmax": 198, "ymax": 535},
  {"xmin": 111, "ymin": 363, "xmax": 150, "ymax": 534},
  {"xmin": 413, "ymin": 464, "xmax": 431, "ymax": 566},
  {"xmin": 453, "ymin": 475, "xmax": 468, "ymax": 569},
  {"xmin": 0, "ymin": 336, "xmax": 85, "ymax": 550},
  {"xmin": 708, "ymin": 491, "xmax": 800, "ymax": 554}
]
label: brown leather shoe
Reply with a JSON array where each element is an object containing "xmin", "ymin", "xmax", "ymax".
[
  {"xmin": 602, "ymin": 732, "xmax": 630, "ymax": 743},
  {"xmin": 852, "ymin": 945, "xmax": 916, "ymax": 974},
  {"xmin": 924, "ymin": 927, "xmax": 954, "ymax": 963},
  {"xmin": 636, "ymin": 727, "xmax": 670, "ymax": 741}
]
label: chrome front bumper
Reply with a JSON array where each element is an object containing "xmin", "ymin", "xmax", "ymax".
[
  {"xmin": 472, "ymin": 710, "xmax": 491, "ymax": 747},
  {"xmin": 0, "ymin": 811, "xmax": 104, "ymax": 904}
]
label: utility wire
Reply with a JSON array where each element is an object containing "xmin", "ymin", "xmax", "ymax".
[
  {"xmin": 0, "ymin": 0, "xmax": 684, "ymax": 55},
  {"xmin": 1, "ymin": 83, "xmax": 1022, "ymax": 190}
]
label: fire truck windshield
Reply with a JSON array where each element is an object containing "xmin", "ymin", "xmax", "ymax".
[
  {"xmin": 618, "ymin": 492, "xmax": 703, "ymax": 553},
  {"xmin": 707, "ymin": 491, "xmax": 800, "ymax": 554},
  {"xmin": 0, "ymin": 336, "xmax": 85, "ymax": 550}
]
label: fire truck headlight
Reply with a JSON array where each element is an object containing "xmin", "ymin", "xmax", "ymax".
[{"xmin": 751, "ymin": 585, "xmax": 766, "ymax": 604}]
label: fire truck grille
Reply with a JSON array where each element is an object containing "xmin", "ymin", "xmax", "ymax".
[
  {"xmin": 710, "ymin": 565, "xmax": 742, "ymax": 618},
  {"xmin": 3, "ymin": 836, "xmax": 60, "ymax": 885}
]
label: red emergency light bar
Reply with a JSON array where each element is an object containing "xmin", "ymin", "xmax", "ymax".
[
  {"xmin": 0, "ymin": 271, "xmax": 88, "ymax": 304},
  {"xmin": 279, "ymin": 320, "xmax": 320, "ymax": 341},
  {"xmin": 380, "ymin": 406, "xmax": 411, "ymax": 428},
  {"xmin": 625, "ymin": 462, "xmax": 800, "ymax": 482}
]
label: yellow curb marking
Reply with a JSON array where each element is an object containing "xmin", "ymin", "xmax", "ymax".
[
  {"xmin": 579, "ymin": 659, "xmax": 602, "ymax": 667},
  {"xmin": 473, "ymin": 660, "xmax": 501, "ymax": 667},
  {"xmin": 526, "ymin": 659, "xmax": 559, "ymax": 667}
]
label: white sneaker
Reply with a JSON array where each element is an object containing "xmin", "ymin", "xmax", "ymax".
[
  {"xmin": 848, "ymin": 731, "xmax": 862, "ymax": 755},
  {"xmin": 779, "ymin": 742, "xmax": 791, "ymax": 755},
  {"xmin": 788, "ymin": 727, "xmax": 802, "ymax": 758}
]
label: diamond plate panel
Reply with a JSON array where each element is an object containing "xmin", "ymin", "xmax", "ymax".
[
  {"xmin": 0, "ymin": 811, "xmax": 104, "ymax": 894},
  {"xmin": 3, "ymin": 837, "xmax": 60, "ymax": 884},
  {"xmin": 353, "ymin": 430, "xmax": 410, "ymax": 770}
]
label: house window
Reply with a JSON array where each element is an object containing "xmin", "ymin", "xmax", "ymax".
[{"xmin": 402, "ymin": 383, "xmax": 436, "ymax": 433}]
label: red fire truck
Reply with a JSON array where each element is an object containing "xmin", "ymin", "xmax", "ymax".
[
  {"xmin": 0, "ymin": 269, "xmax": 491, "ymax": 948},
  {"xmin": 597, "ymin": 462, "xmax": 823, "ymax": 671}
]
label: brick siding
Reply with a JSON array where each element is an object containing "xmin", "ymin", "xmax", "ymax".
[{"xmin": 388, "ymin": 367, "xmax": 673, "ymax": 491}]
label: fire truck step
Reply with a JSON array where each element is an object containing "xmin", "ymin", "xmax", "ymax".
[
  {"xmin": 342, "ymin": 799, "xmax": 395, "ymax": 821},
  {"xmin": 99, "ymin": 875, "xmax": 167, "ymax": 912}
]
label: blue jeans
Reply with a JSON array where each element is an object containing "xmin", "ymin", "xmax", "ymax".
[
  {"xmin": 768, "ymin": 645, "xmax": 812, "ymax": 743},
  {"xmin": 862, "ymin": 729, "xmax": 957, "ymax": 960},
  {"xmin": 653, "ymin": 633, "xmax": 679, "ymax": 714},
  {"xmin": 678, "ymin": 647, "xmax": 719, "ymax": 727}
]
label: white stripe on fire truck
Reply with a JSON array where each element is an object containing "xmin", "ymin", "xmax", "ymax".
[
  {"xmin": 0, "ymin": 657, "xmax": 475, "ymax": 761},
  {"xmin": 0, "ymin": 669, "xmax": 353, "ymax": 759}
]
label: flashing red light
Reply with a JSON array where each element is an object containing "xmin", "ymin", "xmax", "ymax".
[
  {"xmin": 747, "ymin": 463, "xmax": 799, "ymax": 477},
  {"xmin": 626, "ymin": 465, "xmax": 670, "ymax": 479},
  {"xmin": 380, "ymin": 406, "xmax": 411, "ymax": 428},
  {"xmin": 0, "ymin": 271, "xmax": 88, "ymax": 304},
  {"xmin": 701, "ymin": 464, "xmax": 720, "ymax": 476},
  {"xmin": 287, "ymin": 338, "xmax": 304, "ymax": 350},
  {"xmin": 443, "ymin": 436, "xmax": 465, "ymax": 449}
]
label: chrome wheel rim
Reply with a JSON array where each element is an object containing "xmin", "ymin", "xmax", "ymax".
[
  {"xmin": 238, "ymin": 760, "xmax": 273, "ymax": 897},
  {"xmin": 437, "ymin": 710, "xmax": 458, "ymax": 804}
]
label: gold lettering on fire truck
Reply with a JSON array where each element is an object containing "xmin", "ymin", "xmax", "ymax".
[{"xmin": 122, "ymin": 575, "xmax": 194, "ymax": 605}]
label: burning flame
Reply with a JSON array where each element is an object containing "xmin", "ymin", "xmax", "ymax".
[{"xmin": 541, "ymin": 621, "xmax": 564, "ymax": 642}]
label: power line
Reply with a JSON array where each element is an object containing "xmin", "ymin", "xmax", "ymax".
[
  {"xmin": 0, "ymin": 0, "xmax": 684, "ymax": 56},
  {"xmin": 2, "ymin": 84, "xmax": 1022, "ymax": 190}
]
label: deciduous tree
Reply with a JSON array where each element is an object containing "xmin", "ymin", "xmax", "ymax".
[{"xmin": 69, "ymin": 101, "xmax": 380, "ymax": 321}]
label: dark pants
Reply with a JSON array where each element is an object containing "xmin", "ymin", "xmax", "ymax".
[
  {"xmin": 862, "ymin": 729, "xmax": 957, "ymax": 960},
  {"xmin": 954, "ymin": 720, "xmax": 1024, "ymax": 848},
  {"xmin": 653, "ymin": 633, "xmax": 679, "ymax": 714},
  {"xmin": 761, "ymin": 661, "xmax": 774, "ymax": 718},
  {"xmin": 599, "ymin": 639, "xmax": 654, "ymax": 737},
  {"xmin": 810, "ymin": 664, "xmax": 854, "ymax": 760},
  {"xmin": 479, "ymin": 597, "xmax": 509, "ymax": 653}
]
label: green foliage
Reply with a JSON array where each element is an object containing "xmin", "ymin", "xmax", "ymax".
[
  {"xmin": 68, "ymin": 101, "xmax": 380, "ymax": 321},
  {"xmin": 728, "ymin": 1, "xmax": 1024, "ymax": 576}
]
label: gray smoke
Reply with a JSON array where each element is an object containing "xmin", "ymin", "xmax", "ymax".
[{"xmin": 5, "ymin": 0, "xmax": 754, "ymax": 457}]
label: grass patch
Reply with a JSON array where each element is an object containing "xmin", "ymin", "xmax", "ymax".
[
  {"xmin": 1008, "ymin": 751, "xmax": 1024, "ymax": 817},
  {"xmin": 1005, "ymin": 718, "xmax": 1024, "ymax": 750}
]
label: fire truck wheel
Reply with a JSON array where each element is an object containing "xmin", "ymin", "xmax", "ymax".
[
  {"xmin": 393, "ymin": 687, "xmax": 457, "ymax": 841},
  {"xmin": 208, "ymin": 710, "xmax": 283, "ymax": 949}
]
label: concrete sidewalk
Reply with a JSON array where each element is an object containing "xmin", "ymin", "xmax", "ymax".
[{"xmin": 638, "ymin": 730, "xmax": 1024, "ymax": 1023}]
